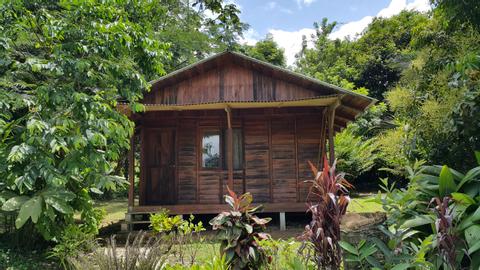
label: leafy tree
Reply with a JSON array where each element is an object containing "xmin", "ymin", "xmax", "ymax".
[
  {"xmin": 296, "ymin": 18, "xmax": 360, "ymax": 90},
  {"xmin": 0, "ymin": 0, "xmax": 241, "ymax": 243},
  {"xmin": 353, "ymin": 11, "xmax": 429, "ymax": 100},
  {"xmin": 334, "ymin": 127, "xmax": 380, "ymax": 181},
  {"xmin": 239, "ymin": 34, "xmax": 286, "ymax": 67},
  {"xmin": 433, "ymin": 0, "xmax": 480, "ymax": 30},
  {"xmin": 158, "ymin": 0, "xmax": 246, "ymax": 72},
  {"xmin": 385, "ymin": 13, "xmax": 480, "ymax": 170}
]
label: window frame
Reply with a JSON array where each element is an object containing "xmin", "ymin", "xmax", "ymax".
[
  {"xmin": 200, "ymin": 128, "xmax": 223, "ymax": 170},
  {"xmin": 199, "ymin": 127, "xmax": 244, "ymax": 171}
]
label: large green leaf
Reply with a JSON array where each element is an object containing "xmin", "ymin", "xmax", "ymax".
[
  {"xmin": 472, "ymin": 206, "xmax": 480, "ymax": 222},
  {"xmin": 15, "ymin": 196, "xmax": 43, "ymax": 229},
  {"xmin": 44, "ymin": 196, "xmax": 73, "ymax": 214},
  {"xmin": 1, "ymin": 196, "xmax": 29, "ymax": 211},
  {"xmin": 475, "ymin": 151, "xmax": 480, "ymax": 165},
  {"xmin": 468, "ymin": 241, "xmax": 480, "ymax": 255},
  {"xmin": 42, "ymin": 188, "xmax": 75, "ymax": 201},
  {"xmin": 439, "ymin": 165, "xmax": 456, "ymax": 197},
  {"xmin": 465, "ymin": 225, "xmax": 480, "ymax": 251},
  {"xmin": 391, "ymin": 263, "xmax": 413, "ymax": 270},
  {"xmin": 339, "ymin": 241, "xmax": 358, "ymax": 255},
  {"xmin": 451, "ymin": 192, "xmax": 476, "ymax": 206},
  {"xmin": 0, "ymin": 190, "xmax": 17, "ymax": 205},
  {"xmin": 401, "ymin": 215, "xmax": 433, "ymax": 229},
  {"xmin": 456, "ymin": 166, "xmax": 480, "ymax": 192}
]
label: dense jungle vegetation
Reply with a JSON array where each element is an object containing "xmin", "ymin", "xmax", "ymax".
[{"xmin": 0, "ymin": 0, "xmax": 479, "ymax": 269}]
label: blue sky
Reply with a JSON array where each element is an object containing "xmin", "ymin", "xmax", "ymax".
[
  {"xmin": 237, "ymin": 0, "xmax": 392, "ymax": 36},
  {"xmin": 230, "ymin": 0, "xmax": 431, "ymax": 65}
]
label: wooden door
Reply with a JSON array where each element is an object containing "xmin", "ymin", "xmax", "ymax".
[{"xmin": 145, "ymin": 129, "xmax": 176, "ymax": 205}]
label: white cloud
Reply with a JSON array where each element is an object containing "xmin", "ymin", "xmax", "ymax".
[
  {"xmin": 303, "ymin": 0, "xmax": 316, "ymax": 5},
  {"xmin": 264, "ymin": 1, "xmax": 293, "ymax": 14},
  {"xmin": 406, "ymin": 0, "xmax": 431, "ymax": 12},
  {"xmin": 268, "ymin": 0, "xmax": 431, "ymax": 65},
  {"xmin": 332, "ymin": 0, "xmax": 431, "ymax": 40},
  {"xmin": 296, "ymin": 0, "xmax": 316, "ymax": 8},
  {"xmin": 239, "ymin": 28, "xmax": 261, "ymax": 46},
  {"xmin": 329, "ymin": 15, "xmax": 373, "ymax": 40},
  {"xmin": 269, "ymin": 28, "xmax": 316, "ymax": 66}
]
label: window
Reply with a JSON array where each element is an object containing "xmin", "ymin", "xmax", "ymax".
[
  {"xmin": 202, "ymin": 131, "xmax": 221, "ymax": 168},
  {"xmin": 201, "ymin": 128, "xmax": 244, "ymax": 170}
]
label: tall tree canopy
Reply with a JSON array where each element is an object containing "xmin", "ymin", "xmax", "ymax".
[
  {"xmin": 0, "ymin": 0, "xmax": 242, "ymax": 241},
  {"xmin": 295, "ymin": 7, "xmax": 479, "ymax": 178},
  {"xmin": 239, "ymin": 34, "xmax": 286, "ymax": 67}
]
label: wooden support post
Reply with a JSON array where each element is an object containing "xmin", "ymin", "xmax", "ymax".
[
  {"xmin": 139, "ymin": 127, "xmax": 146, "ymax": 205},
  {"xmin": 279, "ymin": 212, "xmax": 286, "ymax": 231},
  {"xmin": 318, "ymin": 108, "xmax": 327, "ymax": 168},
  {"xmin": 128, "ymin": 134, "xmax": 135, "ymax": 210},
  {"xmin": 328, "ymin": 100, "xmax": 340, "ymax": 166},
  {"xmin": 225, "ymin": 107, "xmax": 234, "ymax": 191}
]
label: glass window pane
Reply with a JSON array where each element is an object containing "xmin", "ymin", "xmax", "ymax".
[{"xmin": 202, "ymin": 132, "xmax": 220, "ymax": 168}]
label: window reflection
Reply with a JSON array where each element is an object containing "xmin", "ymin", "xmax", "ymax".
[{"xmin": 202, "ymin": 132, "xmax": 220, "ymax": 168}]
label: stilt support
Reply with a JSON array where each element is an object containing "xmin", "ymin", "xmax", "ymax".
[{"xmin": 280, "ymin": 212, "xmax": 286, "ymax": 231}]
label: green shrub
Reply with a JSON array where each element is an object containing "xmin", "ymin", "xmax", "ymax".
[
  {"xmin": 150, "ymin": 210, "xmax": 205, "ymax": 266},
  {"xmin": 164, "ymin": 255, "xmax": 228, "ymax": 270},
  {"xmin": 364, "ymin": 153, "xmax": 480, "ymax": 269},
  {"xmin": 0, "ymin": 243, "xmax": 59, "ymax": 270},
  {"xmin": 48, "ymin": 224, "xmax": 97, "ymax": 269},
  {"xmin": 150, "ymin": 209, "xmax": 185, "ymax": 234},
  {"xmin": 209, "ymin": 188, "xmax": 271, "ymax": 269},
  {"xmin": 259, "ymin": 238, "xmax": 314, "ymax": 270},
  {"xmin": 334, "ymin": 127, "xmax": 379, "ymax": 181}
]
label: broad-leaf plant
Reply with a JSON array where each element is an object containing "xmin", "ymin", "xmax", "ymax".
[
  {"xmin": 374, "ymin": 151, "xmax": 480, "ymax": 269},
  {"xmin": 210, "ymin": 188, "xmax": 271, "ymax": 270},
  {"xmin": 0, "ymin": 0, "xmax": 241, "ymax": 242}
]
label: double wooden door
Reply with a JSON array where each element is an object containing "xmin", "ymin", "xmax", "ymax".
[{"xmin": 144, "ymin": 128, "xmax": 176, "ymax": 205}]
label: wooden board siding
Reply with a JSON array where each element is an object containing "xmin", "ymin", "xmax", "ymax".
[
  {"xmin": 144, "ymin": 64, "xmax": 319, "ymax": 105},
  {"xmin": 296, "ymin": 117, "xmax": 322, "ymax": 202},
  {"xmin": 138, "ymin": 108, "xmax": 323, "ymax": 207},
  {"xmin": 244, "ymin": 118, "xmax": 270, "ymax": 203},
  {"xmin": 271, "ymin": 118, "xmax": 297, "ymax": 203},
  {"xmin": 177, "ymin": 119, "xmax": 197, "ymax": 203},
  {"xmin": 140, "ymin": 52, "xmax": 376, "ymax": 134}
]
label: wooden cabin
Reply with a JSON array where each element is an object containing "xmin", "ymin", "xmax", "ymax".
[{"xmin": 121, "ymin": 51, "xmax": 375, "ymax": 228}]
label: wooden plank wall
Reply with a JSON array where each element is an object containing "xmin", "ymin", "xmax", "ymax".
[
  {"xmin": 143, "ymin": 64, "xmax": 320, "ymax": 105},
  {"xmin": 270, "ymin": 118, "xmax": 297, "ymax": 203},
  {"xmin": 244, "ymin": 119, "xmax": 270, "ymax": 203},
  {"xmin": 296, "ymin": 118, "xmax": 322, "ymax": 202},
  {"xmin": 177, "ymin": 119, "xmax": 197, "ymax": 203},
  {"xmin": 139, "ymin": 109, "xmax": 324, "ymax": 206}
]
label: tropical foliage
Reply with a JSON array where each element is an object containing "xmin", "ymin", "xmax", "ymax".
[
  {"xmin": 366, "ymin": 153, "xmax": 480, "ymax": 269},
  {"xmin": 0, "ymin": 0, "xmax": 241, "ymax": 244},
  {"xmin": 238, "ymin": 34, "xmax": 286, "ymax": 67},
  {"xmin": 295, "ymin": 2, "xmax": 480, "ymax": 179},
  {"xmin": 300, "ymin": 158, "xmax": 351, "ymax": 269},
  {"xmin": 209, "ymin": 188, "xmax": 272, "ymax": 270}
]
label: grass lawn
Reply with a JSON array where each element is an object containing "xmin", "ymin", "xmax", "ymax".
[
  {"xmin": 93, "ymin": 194, "xmax": 383, "ymax": 227},
  {"xmin": 94, "ymin": 199, "xmax": 129, "ymax": 226},
  {"xmin": 347, "ymin": 194, "xmax": 384, "ymax": 213}
]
